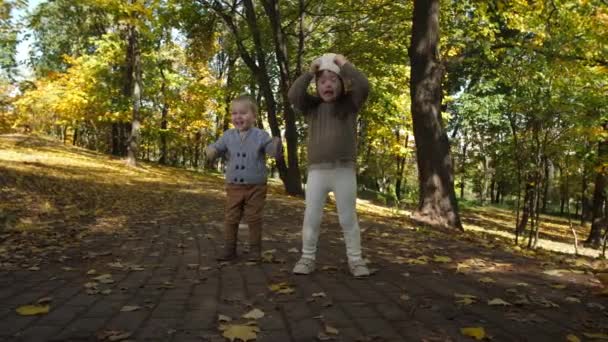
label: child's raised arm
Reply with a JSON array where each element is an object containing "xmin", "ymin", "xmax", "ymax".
[
  {"xmin": 288, "ymin": 59, "xmax": 322, "ymax": 113},
  {"xmin": 336, "ymin": 56, "xmax": 370, "ymax": 111}
]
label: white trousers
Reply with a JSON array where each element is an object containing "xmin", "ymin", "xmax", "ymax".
[{"xmin": 301, "ymin": 167, "xmax": 363, "ymax": 261}]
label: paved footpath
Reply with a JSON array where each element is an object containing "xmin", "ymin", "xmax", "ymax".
[{"xmin": 2, "ymin": 183, "xmax": 608, "ymax": 342}]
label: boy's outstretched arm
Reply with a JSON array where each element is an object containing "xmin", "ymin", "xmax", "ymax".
[
  {"xmin": 335, "ymin": 55, "xmax": 370, "ymax": 111},
  {"xmin": 205, "ymin": 134, "xmax": 228, "ymax": 162}
]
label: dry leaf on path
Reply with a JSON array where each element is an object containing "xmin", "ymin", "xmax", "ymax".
[
  {"xmin": 269, "ymin": 282, "xmax": 295, "ymax": 295},
  {"xmin": 221, "ymin": 324, "xmax": 260, "ymax": 342},
  {"xmin": 325, "ymin": 324, "xmax": 339, "ymax": 335},
  {"xmin": 97, "ymin": 330, "xmax": 132, "ymax": 341},
  {"xmin": 37, "ymin": 297, "xmax": 53, "ymax": 304},
  {"xmin": 218, "ymin": 314, "xmax": 232, "ymax": 322},
  {"xmin": 460, "ymin": 326, "xmax": 486, "ymax": 340},
  {"xmin": 583, "ymin": 332, "xmax": 608, "ymax": 340},
  {"xmin": 242, "ymin": 308, "xmax": 264, "ymax": 320},
  {"xmin": 120, "ymin": 305, "xmax": 141, "ymax": 312},
  {"xmin": 16, "ymin": 304, "xmax": 50, "ymax": 316},
  {"xmin": 566, "ymin": 334, "xmax": 581, "ymax": 342},
  {"xmin": 488, "ymin": 298, "xmax": 511, "ymax": 306},
  {"xmin": 433, "ymin": 255, "xmax": 452, "ymax": 263},
  {"xmin": 478, "ymin": 277, "xmax": 495, "ymax": 284}
]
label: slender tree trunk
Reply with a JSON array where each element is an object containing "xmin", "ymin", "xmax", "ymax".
[
  {"xmin": 194, "ymin": 131, "xmax": 201, "ymax": 168},
  {"xmin": 395, "ymin": 133, "xmax": 409, "ymax": 201},
  {"xmin": 261, "ymin": 0, "xmax": 303, "ymax": 195},
  {"xmin": 409, "ymin": 0, "xmax": 462, "ymax": 230},
  {"xmin": 516, "ymin": 179, "xmax": 533, "ymax": 244},
  {"xmin": 585, "ymin": 122, "xmax": 608, "ymax": 246},
  {"xmin": 126, "ymin": 18, "xmax": 141, "ymax": 167},
  {"xmin": 541, "ymin": 156, "xmax": 550, "ymax": 213},
  {"xmin": 459, "ymin": 139, "xmax": 468, "ymax": 200},
  {"xmin": 159, "ymin": 66, "xmax": 169, "ymax": 165},
  {"xmin": 581, "ymin": 157, "xmax": 589, "ymax": 225},
  {"xmin": 490, "ymin": 176, "xmax": 496, "ymax": 204},
  {"xmin": 72, "ymin": 126, "xmax": 78, "ymax": 146}
]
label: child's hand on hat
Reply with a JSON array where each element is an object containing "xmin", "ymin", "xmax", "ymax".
[
  {"xmin": 310, "ymin": 58, "xmax": 321, "ymax": 73},
  {"xmin": 333, "ymin": 54, "xmax": 347, "ymax": 67}
]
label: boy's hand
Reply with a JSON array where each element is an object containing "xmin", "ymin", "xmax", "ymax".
[
  {"xmin": 310, "ymin": 58, "xmax": 321, "ymax": 73},
  {"xmin": 204, "ymin": 146, "xmax": 217, "ymax": 161},
  {"xmin": 334, "ymin": 54, "xmax": 348, "ymax": 67}
]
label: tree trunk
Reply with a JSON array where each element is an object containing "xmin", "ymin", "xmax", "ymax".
[
  {"xmin": 159, "ymin": 66, "xmax": 169, "ymax": 165},
  {"xmin": 541, "ymin": 156, "xmax": 550, "ymax": 213},
  {"xmin": 395, "ymin": 134, "xmax": 409, "ymax": 201},
  {"xmin": 408, "ymin": 0, "xmax": 462, "ymax": 230},
  {"xmin": 516, "ymin": 178, "xmax": 534, "ymax": 244},
  {"xmin": 459, "ymin": 140, "xmax": 467, "ymax": 200},
  {"xmin": 490, "ymin": 176, "xmax": 496, "ymax": 204},
  {"xmin": 126, "ymin": 18, "xmax": 141, "ymax": 167},
  {"xmin": 193, "ymin": 131, "xmax": 201, "ymax": 168},
  {"xmin": 585, "ymin": 123, "xmax": 608, "ymax": 247},
  {"xmin": 581, "ymin": 158, "xmax": 589, "ymax": 225},
  {"xmin": 261, "ymin": 0, "xmax": 303, "ymax": 195}
]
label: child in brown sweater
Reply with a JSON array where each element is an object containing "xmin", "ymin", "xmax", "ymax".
[{"xmin": 288, "ymin": 53, "xmax": 370, "ymax": 277}]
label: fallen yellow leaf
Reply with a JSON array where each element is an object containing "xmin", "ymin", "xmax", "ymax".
[
  {"xmin": 583, "ymin": 332, "xmax": 608, "ymax": 340},
  {"xmin": 120, "ymin": 305, "xmax": 141, "ymax": 312},
  {"xmin": 221, "ymin": 324, "xmax": 260, "ymax": 342},
  {"xmin": 16, "ymin": 304, "xmax": 50, "ymax": 316},
  {"xmin": 269, "ymin": 282, "xmax": 295, "ymax": 295},
  {"xmin": 433, "ymin": 255, "xmax": 452, "ymax": 263},
  {"xmin": 460, "ymin": 326, "xmax": 486, "ymax": 340},
  {"xmin": 566, "ymin": 334, "xmax": 581, "ymax": 342},
  {"xmin": 478, "ymin": 277, "xmax": 495, "ymax": 283},
  {"xmin": 242, "ymin": 308, "xmax": 264, "ymax": 320},
  {"xmin": 325, "ymin": 324, "xmax": 339, "ymax": 335},
  {"xmin": 406, "ymin": 256, "xmax": 429, "ymax": 265},
  {"xmin": 488, "ymin": 298, "xmax": 511, "ymax": 306}
]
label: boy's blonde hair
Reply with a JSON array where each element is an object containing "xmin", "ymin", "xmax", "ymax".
[{"xmin": 232, "ymin": 95, "xmax": 258, "ymax": 116}]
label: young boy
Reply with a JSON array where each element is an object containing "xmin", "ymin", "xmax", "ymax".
[
  {"xmin": 205, "ymin": 95, "xmax": 281, "ymax": 261},
  {"xmin": 288, "ymin": 53, "xmax": 370, "ymax": 277}
]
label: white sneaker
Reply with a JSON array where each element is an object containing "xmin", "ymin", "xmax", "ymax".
[
  {"xmin": 292, "ymin": 257, "xmax": 316, "ymax": 274},
  {"xmin": 349, "ymin": 259, "xmax": 370, "ymax": 278}
]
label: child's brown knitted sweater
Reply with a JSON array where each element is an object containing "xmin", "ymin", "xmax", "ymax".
[{"xmin": 288, "ymin": 63, "xmax": 369, "ymax": 169}]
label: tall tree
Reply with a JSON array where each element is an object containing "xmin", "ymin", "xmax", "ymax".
[
  {"xmin": 125, "ymin": 3, "xmax": 142, "ymax": 167},
  {"xmin": 585, "ymin": 121, "xmax": 608, "ymax": 246},
  {"xmin": 408, "ymin": 0, "xmax": 462, "ymax": 230}
]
